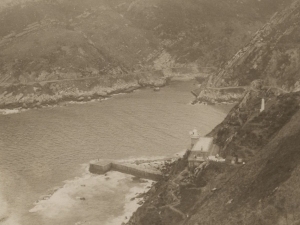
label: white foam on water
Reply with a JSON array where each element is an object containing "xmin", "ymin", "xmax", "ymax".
[
  {"xmin": 29, "ymin": 166, "xmax": 154, "ymax": 225},
  {"xmin": 67, "ymin": 101, "xmax": 87, "ymax": 105},
  {"xmin": 105, "ymin": 180, "xmax": 154, "ymax": 225},
  {"xmin": 30, "ymin": 172, "xmax": 122, "ymax": 215},
  {"xmin": 0, "ymin": 182, "xmax": 22, "ymax": 225},
  {"xmin": 0, "ymin": 109, "xmax": 24, "ymax": 115},
  {"xmin": 111, "ymin": 93, "xmax": 126, "ymax": 96}
]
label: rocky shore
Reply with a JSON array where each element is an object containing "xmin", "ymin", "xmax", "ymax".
[
  {"xmin": 0, "ymin": 76, "xmax": 169, "ymax": 113},
  {"xmin": 121, "ymin": 157, "xmax": 184, "ymax": 225},
  {"xmin": 191, "ymin": 87, "xmax": 247, "ymax": 105},
  {"xmin": 94, "ymin": 158, "xmax": 180, "ymax": 225},
  {"xmin": 191, "ymin": 79, "xmax": 290, "ymax": 106}
]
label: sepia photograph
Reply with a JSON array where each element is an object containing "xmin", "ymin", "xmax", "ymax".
[{"xmin": 0, "ymin": 0, "xmax": 300, "ymax": 224}]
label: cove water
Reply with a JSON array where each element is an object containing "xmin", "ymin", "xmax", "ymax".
[{"xmin": 0, "ymin": 81, "xmax": 232, "ymax": 225}]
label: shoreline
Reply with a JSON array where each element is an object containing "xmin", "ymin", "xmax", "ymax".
[
  {"xmin": 113, "ymin": 158, "xmax": 178, "ymax": 225},
  {"xmin": 0, "ymin": 85, "xmax": 154, "ymax": 115},
  {"xmin": 27, "ymin": 156, "xmax": 183, "ymax": 225},
  {"xmin": 87, "ymin": 157, "xmax": 180, "ymax": 225},
  {"xmin": 1, "ymin": 78, "xmax": 233, "ymax": 225},
  {"xmin": 0, "ymin": 77, "xmax": 202, "ymax": 115},
  {"xmin": 0, "ymin": 77, "xmax": 174, "ymax": 114},
  {"xmin": 120, "ymin": 154, "xmax": 190, "ymax": 225}
]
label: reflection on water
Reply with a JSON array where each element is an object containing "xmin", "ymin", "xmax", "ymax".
[{"xmin": 0, "ymin": 81, "xmax": 232, "ymax": 225}]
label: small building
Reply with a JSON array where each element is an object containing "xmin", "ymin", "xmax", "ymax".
[
  {"xmin": 188, "ymin": 129, "xmax": 222, "ymax": 169},
  {"xmin": 189, "ymin": 128, "xmax": 200, "ymax": 148},
  {"xmin": 188, "ymin": 135, "xmax": 214, "ymax": 169}
]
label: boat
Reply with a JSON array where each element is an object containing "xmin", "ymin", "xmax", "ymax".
[{"xmin": 153, "ymin": 87, "xmax": 160, "ymax": 91}]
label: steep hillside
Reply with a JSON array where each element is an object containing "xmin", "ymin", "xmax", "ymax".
[
  {"xmin": 125, "ymin": 1, "xmax": 300, "ymax": 224},
  {"xmin": 126, "ymin": 88, "xmax": 300, "ymax": 225},
  {"xmin": 186, "ymin": 90, "xmax": 300, "ymax": 225},
  {"xmin": 195, "ymin": 0, "xmax": 300, "ymax": 103},
  {"xmin": 0, "ymin": 0, "xmax": 292, "ymax": 109}
]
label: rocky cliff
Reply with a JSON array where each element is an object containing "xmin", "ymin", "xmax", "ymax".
[
  {"xmin": 126, "ymin": 1, "xmax": 300, "ymax": 223},
  {"xmin": 126, "ymin": 86, "xmax": 300, "ymax": 225},
  {"xmin": 195, "ymin": 0, "xmax": 300, "ymax": 104},
  {"xmin": 0, "ymin": 0, "xmax": 292, "ymax": 109}
]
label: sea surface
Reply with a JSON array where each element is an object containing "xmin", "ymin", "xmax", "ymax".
[{"xmin": 0, "ymin": 81, "xmax": 232, "ymax": 225}]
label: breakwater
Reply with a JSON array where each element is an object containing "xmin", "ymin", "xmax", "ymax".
[{"xmin": 89, "ymin": 160, "xmax": 163, "ymax": 181}]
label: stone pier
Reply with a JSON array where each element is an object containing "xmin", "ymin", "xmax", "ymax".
[{"xmin": 89, "ymin": 159, "xmax": 163, "ymax": 181}]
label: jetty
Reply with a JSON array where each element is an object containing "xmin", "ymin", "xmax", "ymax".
[{"xmin": 89, "ymin": 159, "xmax": 163, "ymax": 181}]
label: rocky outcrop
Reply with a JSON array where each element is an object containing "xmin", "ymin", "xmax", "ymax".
[
  {"xmin": 195, "ymin": 0, "xmax": 300, "ymax": 104},
  {"xmin": 213, "ymin": 0, "xmax": 300, "ymax": 90},
  {"xmin": 193, "ymin": 86, "xmax": 247, "ymax": 104},
  {"xmin": 0, "ymin": 74, "xmax": 168, "ymax": 110}
]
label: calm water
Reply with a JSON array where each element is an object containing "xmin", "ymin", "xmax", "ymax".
[{"xmin": 0, "ymin": 81, "xmax": 232, "ymax": 225}]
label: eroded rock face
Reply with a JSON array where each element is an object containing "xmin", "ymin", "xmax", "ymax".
[{"xmin": 195, "ymin": 87, "xmax": 247, "ymax": 105}]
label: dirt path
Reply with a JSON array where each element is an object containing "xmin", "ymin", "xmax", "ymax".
[{"xmin": 160, "ymin": 180, "xmax": 187, "ymax": 219}]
